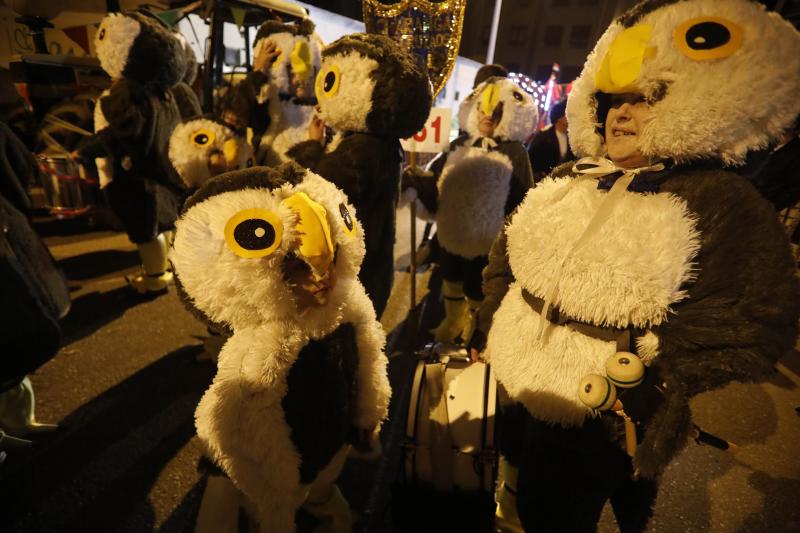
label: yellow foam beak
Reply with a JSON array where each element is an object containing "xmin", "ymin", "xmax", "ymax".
[
  {"xmin": 480, "ymin": 83, "xmax": 500, "ymax": 116},
  {"xmin": 291, "ymin": 40, "xmax": 312, "ymax": 81},
  {"xmin": 595, "ymin": 24, "xmax": 657, "ymax": 94},
  {"xmin": 281, "ymin": 191, "xmax": 334, "ymax": 274},
  {"xmin": 223, "ymin": 138, "xmax": 240, "ymax": 170}
]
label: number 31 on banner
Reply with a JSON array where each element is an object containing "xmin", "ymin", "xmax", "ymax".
[{"xmin": 401, "ymin": 107, "xmax": 452, "ymax": 153}]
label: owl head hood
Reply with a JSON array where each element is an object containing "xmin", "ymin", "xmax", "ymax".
[
  {"xmin": 314, "ymin": 33, "xmax": 432, "ymax": 138},
  {"xmin": 567, "ymin": 0, "xmax": 800, "ymax": 166},
  {"xmin": 95, "ymin": 11, "xmax": 186, "ymax": 90},
  {"xmin": 253, "ymin": 19, "xmax": 321, "ymax": 95},
  {"xmin": 458, "ymin": 76, "xmax": 538, "ymax": 142}
]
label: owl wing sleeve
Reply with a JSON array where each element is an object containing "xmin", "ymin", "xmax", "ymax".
[
  {"xmin": 504, "ymin": 142, "xmax": 534, "ymax": 216},
  {"xmin": 470, "ymin": 229, "xmax": 515, "ymax": 353},
  {"xmin": 628, "ymin": 171, "xmax": 800, "ymax": 478},
  {"xmin": 221, "ymin": 71, "xmax": 271, "ymax": 139}
]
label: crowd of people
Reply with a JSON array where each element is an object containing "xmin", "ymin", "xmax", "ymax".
[{"xmin": 1, "ymin": 0, "xmax": 799, "ymax": 531}]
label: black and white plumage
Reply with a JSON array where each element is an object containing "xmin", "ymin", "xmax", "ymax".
[
  {"xmin": 168, "ymin": 117, "xmax": 253, "ymax": 190},
  {"xmin": 431, "ymin": 77, "xmax": 537, "ymax": 259},
  {"xmin": 79, "ymin": 10, "xmax": 187, "ymax": 243},
  {"xmin": 171, "ymin": 163, "xmax": 390, "ymax": 532},
  {"xmin": 252, "ymin": 20, "xmax": 322, "ymax": 166},
  {"xmin": 477, "ymin": 1, "xmax": 800, "ymax": 530},
  {"xmin": 288, "ymin": 33, "xmax": 432, "ymax": 317}
]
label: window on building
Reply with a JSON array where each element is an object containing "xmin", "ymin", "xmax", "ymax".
[
  {"xmin": 510, "ymin": 25, "xmax": 527, "ymax": 46},
  {"xmin": 543, "ymin": 25, "xmax": 563, "ymax": 47},
  {"xmin": 569, "ymin": 25, "xmax": 591, "ymax": 48},
  {"xmin": 552, "ymin": 0, "xmax": 570, "ymax": 6}
]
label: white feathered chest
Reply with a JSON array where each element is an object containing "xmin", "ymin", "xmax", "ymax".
[
  {"xmin": 94, "ymin": 88, "xmax": 112, "ymax": 188},
  {"xmin": 260, "ymin": 98, "xmax": 315, "ymax": 166},
  {"xmin": 486, "ymin": 176, "xmax": 701, "ymax": 426},
  {"xmin": 436, "ymin": 144, "xmax": 513, "ymax": 258}
]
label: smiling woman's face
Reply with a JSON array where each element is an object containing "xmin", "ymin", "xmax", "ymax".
[{"xmin": 605, "ymin": 93, "xmax": 652, "ymax": 169}]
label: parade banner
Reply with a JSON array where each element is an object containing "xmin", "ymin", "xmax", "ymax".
[{"xmin": 362, "ymin": 0, "xmax": 466, "ymax": 98}]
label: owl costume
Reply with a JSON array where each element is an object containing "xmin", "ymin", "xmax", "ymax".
[
  {"xmin": 407, "ymin": 77, "xmax": 536, "ymax": 343},
  {"xmin": 171, "ymin": 163, "xmax": 390, "ymax": 532},
  {"xmin": 289, "ymin": 33, "xmax": 432, "ymax": 318},
  {"xmin": 78, "ymin": 11, "xmax": 187, "ymax": 294},
  {"xmin": 473, "ymin": 1, "xmax": 800, "ymax": 530},
  {"xmin": 224, "ymin": 19, "xmax": 321, "ymax": 166},
  {"xmin": 168, "ymin": 116, "xmax": 254, "ymax": 191}
]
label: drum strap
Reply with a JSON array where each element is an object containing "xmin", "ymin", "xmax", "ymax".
[
  {"xmin": 424, "ymin": 363, "xmax": 455, "ymax": 492},
  {"xmin": 521, "ymin": 289, "xmax": 642, "ymax": 353}
]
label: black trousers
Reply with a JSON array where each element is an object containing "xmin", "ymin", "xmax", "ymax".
[
  {"xmin": 498, "ymin": 402, "xmax": 657, "ymax": 533},
  {"xmin": 104, "ymin": 178, "xmax": 180, "ymax": 244},
  {"xmin": 439, "ymin": 248, "xmax": 488, "ymax": 301}
]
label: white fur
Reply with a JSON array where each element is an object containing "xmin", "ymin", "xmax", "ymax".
[
  {"xmin": 95, "ymin": 13, "xmax": 141, "ymax": 79},
  {"xmin": 256, "ymin": 33, "xmax": 321, "ymax": 95},
  {"xmin": 259, "ymin": 99, "xmax": 315, "ymax": 166},
  {"xmin": 94, "ymin": 88, "xmax": 112, "ymax": 188},
  {"xmin": 436, "ymin": 145, "xmax": 513, "ymax": 258},
  {"xmin": 506, "ymin": 176, "xmax": 701, "ymax": 330},
  {"xmin": 458, "ymin": 78, "xmax": 538, "ymax": 143},
  {"xmin": 487, "ymin": 175, "xmax": 701, "ymax": 425},
  {"xmin": 317, "ymin": 52, "xmax": 378, "ymax": 133},
  {"xmin": 486, "ymin": 284, "xmax": 620, "ymax": 426},
  {"xmin": 172, "ymin": 169, "xmax": 389, "ymax": 530},
  {"xmin": 567, "ymin": 0, "xmax": 800, "ymax": 165},
  {"xmin": 636, "ymin": 330, "xmax": 660, "ymax": 365},
  {"xmin": 168, "ymin": 119, "xmax": 253, "ymax": 188}
]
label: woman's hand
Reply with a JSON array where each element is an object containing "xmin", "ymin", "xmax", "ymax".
[
  {"xmin": 308, "ymin": 116, "xmax": 326, "ymax": 143},
  {"xmin": 254, "ymin": 40, "xmax": 280, "ymax": 75}
]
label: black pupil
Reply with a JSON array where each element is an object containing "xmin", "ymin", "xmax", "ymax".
[
  {"xmin": 686, "ymin": 22, "xmax": 730, "ymax": 50},
  {"xmin": 339, "ymin": 203, "xmax": 353, "ymax": 231},
  {"xmin": 324, "ymin": 71, "xmax": 336, "ymax": 92},
  {"xmin": 513, "ymin": 92, "xmax": 522, "ymax": 101},
  {"xmin": 195, "ymin": 134, "xmax": 208, "ymax": 145},
  {"xmin": 99, "ymin": 29, "xmax": 105, "ymax": 40},
  {"xmin": 234, "ymin": 219, "xmax": 275, "ymax": 250},
  {"xmin": 584, "ymin": 384, "xmax": 592, "ymax": 393}
]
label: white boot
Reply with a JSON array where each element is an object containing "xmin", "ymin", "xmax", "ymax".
[
  {"xmin": 495, "ymin": 456, "xmax": 524, "ymax": 532},
  {"xmin": 0, "ymin": 377, "xmax": 58, "ymax": 437},
  {"xmin": 195, "ymin": 475, "xmax": 241, "ymax": 533},
  {"xmin": 431, "ymin": 280, "xmax": 468, "ymax": 343},
  {"xmin": 127, "ymin": 233, "xmax": 173, "ymax": 294},
  {"xmin": 303, "ymin": 484, "xmax": 353, "ymax": 533}
]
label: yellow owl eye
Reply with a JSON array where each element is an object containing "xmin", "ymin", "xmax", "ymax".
[
  {"xmin": 338, "ymin": 203, "xmax": 357, "ymax": 237},
  {"xmin": 98, "ymin": 27, "xmax": 106, "ymax": 41},
  {"xmin": 191, "ymin": 129, "xmax": 215, "ymax": 147},
  {"xmin": 674, "ymin": 17, "xmax": 743, "ymax": 61},
  {"xmin": 315, "ymin": 65, "xmax": 341, "ymax": 101},
  {"xmin": 224, "ymin": 208, "xmax": 283, "ymax": 259}
]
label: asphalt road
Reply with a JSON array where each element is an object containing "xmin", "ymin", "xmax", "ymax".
[{"xmin": 1, "ymin": 206, "xmax": 798, "ymax": 532}]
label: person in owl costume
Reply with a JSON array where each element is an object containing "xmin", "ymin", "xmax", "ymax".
[
  {"xmin": 76, "ymin": 10, "xmax": 187, "ymax": 294},
  {"xmin": 171, "ymin": 162, "xmax": 391, "ymax": 532},
  {"xmin": 470, "ymin": 1, "xmax": 800, "ymax": 531},
  {"xmin": 288, "ymin": 33, "xmax": 432, "ymax": 318},
  {"xmin": 223, "ymin": 19, "xmax": 321, "ymax": 166},
  {"xmin": 404, "ymin": 77, "xmax": 536, "ymax": 343},
  {"xmin": 168, "ymin": 116, "xmax": 254, "ymax": 191}
]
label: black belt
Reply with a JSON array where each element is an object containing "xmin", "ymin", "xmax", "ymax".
[{"xmin": 521, "ymin": 289, "xmax": 641, "ymax": 353}]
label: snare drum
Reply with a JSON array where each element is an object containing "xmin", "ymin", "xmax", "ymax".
[
  {"xmin": 403, "ymin": 343, "xmax": 497, "ymax": 495},
  {"xmin": 37, "ymin": 154, "xmax": 98, "ymax": 217}
]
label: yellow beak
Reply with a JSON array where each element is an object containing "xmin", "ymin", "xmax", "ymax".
[
  {"xmin": 595, "ymin": 24, "xmax": 657, "ymax": 94},
  {"xmin": 480, "ymin": 83, "xmax": 500, "ymax": 116},
  {"xmin": 281, "ymin": 191, "xmax": 334, "ymax": 274},
  {"xmin": 290, "ymin": 40, "xmax": 312, "ymax": 81},
  {"xmin": 223, "ymin": 139, "xmax": 240, "ymax": 170}
]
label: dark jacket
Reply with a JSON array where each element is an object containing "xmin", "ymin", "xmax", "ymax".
[
  {"xmin": 527, "ymin": 126, "xmax": 574, "ymax": 183},
  {"xmin": 288, "ymin": 133, "xmax": 403, "ymax": 318},
  {"xmin": 475, "ymin": 162, "xmax": 800, "ymax": 478},
  {"xmin": 223, "ymin": 71, "xmax": 272, "ymax": 152}
]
